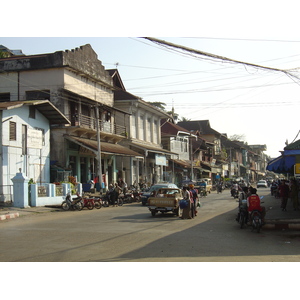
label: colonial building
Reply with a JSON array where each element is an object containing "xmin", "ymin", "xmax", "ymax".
[
  {"xmin": 0, "ymin": 45, "xmax": 140, "ymax": 189},
  {"xmin": 108, "ymin": 69, "xmax": 175, "ymax": 187}
]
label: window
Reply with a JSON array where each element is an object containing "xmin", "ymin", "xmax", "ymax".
[
  {"xmin": 29, "ymin": 106, "xmax": 36, "ymax": 119},
  {"xmin": 26, "ymin": 90, "xmax": 50, "ymax": 100},
  {"xmin": 131, "ymin": 114, "xmax": 136, "ymax": 138},
  {"xmin": 139, "ymin": 115, "xmax": 144, "ymax": 140},
  {"xmin": 9, "ymin": 121, "xmax": 16, "ymax": 141},
  {"xmin": 0, "ymin": 93, "xmax": 10, "ymax": 102},
  {"xmin": 22, "ymin": 125, "xmax": 27, "ymax": 155}
]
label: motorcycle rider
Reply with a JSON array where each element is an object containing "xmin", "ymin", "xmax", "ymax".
[
  {"xmin": 231, "ymin": 181, "xmax": 241, "ymax": 197},
  {"xmin": 236, "ymin": 186, "xmax": 249, "ymax": 223},
  {"xmin": 247, "ymin": 188, "xmax": 266, "ymax": 223}
]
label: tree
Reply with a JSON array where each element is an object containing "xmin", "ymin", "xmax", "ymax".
[
  {"xmin": 147, "ymin": 101, "xmax": 167, "ymax": 111},
  {"xmin": 229, "ymin": 134, "xmax": 246, "ymax": 142},
  {"xmin": 0, "ymin": 50, "xmax": 9, "ymax": 58}
]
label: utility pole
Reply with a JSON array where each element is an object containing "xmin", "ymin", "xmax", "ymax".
[
  {"xmin": 190, "ymin": 133, "xmax": 193, "ymax": 182},
  {"xmin": 95, "ymin": 106, "xmax": 103, "ymax": 194}
]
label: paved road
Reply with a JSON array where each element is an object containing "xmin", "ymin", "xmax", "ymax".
[{"xmin": 1, "ymin": 189, "xmax": 300, "ymax": 262}]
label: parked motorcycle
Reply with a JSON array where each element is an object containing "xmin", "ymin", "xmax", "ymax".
[
  {"xmin": 82, "ymin": 196, "xmax": 96, "ymax": 210},
  {"xmin": 61, "ymin": 193, "xmax": 83, "ymax": 211}
]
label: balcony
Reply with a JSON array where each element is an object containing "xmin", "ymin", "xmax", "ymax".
[{"xmin": 65, "ymin": 114, "xmax": 127, "ymax": 142}]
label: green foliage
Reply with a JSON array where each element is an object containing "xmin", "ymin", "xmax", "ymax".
[
  {"xmin": 28, "ymin": 178, "xmax": 35, "ymax": 184},
  {"xmin": 0, "ymin": 50, "xmax": 9, "ymax": 58},
  {"xmin": 147, "ymin": 101, "xmax": 167, "ymax": 110}
]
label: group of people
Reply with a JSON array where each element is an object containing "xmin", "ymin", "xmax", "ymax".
[
  {"xmin": 237, "ymin": 186, "xmax": 266, "ymax": 224},
  {"xmin": 181, "ymin": 184, "xmax": 199, "ymax": 219},
  {"xmin": 271, "ymin": 179, "xmax": 299, "ymax": 211},
  {"xmin": 105, "ymin": 178, "xmax": 128, "ymax": 206}
]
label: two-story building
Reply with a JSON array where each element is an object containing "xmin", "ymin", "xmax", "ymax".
[
  {"xmin": 108, "ymin": 69, "xmax": 175, "ymax": 187},
  {"xmin": 0, "ymin": 45, "xmax": 141, "ymax": 189}
]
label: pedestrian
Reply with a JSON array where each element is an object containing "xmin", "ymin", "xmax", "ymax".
[
  {"xmin": 181, "ymin": 186, "xmax": 192, "ymax": 219},
  {"xmin": 118, "ymin": 178, "xmax": 128, "ymax": 194},
  {"xmin": 279, "ymin": 180, "xmax": 290, "ymax": 211},
  {"xmin": 189, "ymin": 184, "xmax": 198, "ymax": 217},
  {"xmin": 290, "ymin": 179, "xmax": 299, "ymax": 210},
  {"xmin": 113, "ymin": 182, "xmax": 122, "ymax": 206}
]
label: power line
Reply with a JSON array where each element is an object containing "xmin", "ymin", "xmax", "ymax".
[
  {"xmin": 143, "ymin": 37, "xmax": 297, "ymax": 77},
  {"xmin": 186, "ymin": 37, "xmax": 300, "ymax": 43}
]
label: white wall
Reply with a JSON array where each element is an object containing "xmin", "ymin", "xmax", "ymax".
[{"xmin": 1, "ymin": 106, "xmax": 50, "ymax": 185}]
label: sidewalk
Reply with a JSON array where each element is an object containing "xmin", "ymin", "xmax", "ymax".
[
  {"xmin": 260, "ymin": 193, "xmax": 300, "ymax": 230},
  {"xmin": 0, "ymin": 204, "xmax": 61, "ymax": 221}
]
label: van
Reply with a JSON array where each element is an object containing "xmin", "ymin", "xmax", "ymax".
[{"xmin": 195, "ymin": 178, "xmax": 212, "ymax": 193}]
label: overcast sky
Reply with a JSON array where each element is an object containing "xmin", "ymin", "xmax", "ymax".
[{"xmin": 2, "ymin": 1, "xmax": 300, "ymax": 158}]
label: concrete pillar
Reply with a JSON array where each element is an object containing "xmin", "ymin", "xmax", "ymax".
[{"xmin": 11, "ymin": 172, "xmax": 29, "ymax": 208}]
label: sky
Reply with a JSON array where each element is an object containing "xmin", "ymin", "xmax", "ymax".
[{"xmin": 2, "ymin": 1, "xmax": 300, "ymax": 161}]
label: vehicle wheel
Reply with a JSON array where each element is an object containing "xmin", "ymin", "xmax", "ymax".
[
  {"xmin": 61, "ymin": 201, "xmax": 70, "ymax": 211},
  {"xmin": 87, "ymin": 201, "xmax": 94, "ymax": 210},
  {"xmin": 151, "ymin": 210, "xmax": 156, "ymax": 217},
  {"xmin": 118, "ymin": 199, "xmax": 123, "ymax": 206},
  {"xmin": 257, "ymin": 225, "xmax": 261, "ymax": 233},
  {"xmin": 94, "ymin": 201, "xmax": 102, "ymax": 209},
  {"xmin": 239, "ymin": 213, "xmax": 245, "ymax": 229},
  {"xmin": 76, "ymin": 201, "xmax": 84, "ymax": 211}
]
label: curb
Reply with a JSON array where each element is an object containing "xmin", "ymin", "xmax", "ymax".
[
  {"xmin": 264, "ymin": 220, "xmax": 300, "ymax": 230},
  {"xmin": 0, "ymin": 213, "xmax": 20, "ymax": 221},
  {"xmin": 264, "ymin": 223, "xmax": 300, "ymax": 230}
]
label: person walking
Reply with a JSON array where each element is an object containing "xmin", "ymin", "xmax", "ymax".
[
  {"xmin": 189, "ymin": 184, "xmax": 198, "ymax": 217},
  {"xmin": 181, "ymin": 186, "xmax": 192, "ymax": 219}
]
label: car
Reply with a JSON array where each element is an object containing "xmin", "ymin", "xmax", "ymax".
[
  {"xmin": 257, "ymin": 180, "xmax": 268, "ymax": 188},
  {"xmin": 141, "ymin": 182, "xmax": 178, "ymax": 205}
]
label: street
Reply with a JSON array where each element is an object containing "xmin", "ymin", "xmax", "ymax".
[{"xmin": 1, "ymin": 189, "xmax": 300, "ymax": 262}]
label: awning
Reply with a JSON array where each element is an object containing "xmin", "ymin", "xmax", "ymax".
[
  {"xmin": 267, "ymin": 155, "xmax": 295, "ymax": 173},
  {"xmin": 129, "ymin": 141, "xmax": 177, "ymax": 156},
  {"xmin": 64, "ymin": 135, "xmax": 143, "ymax": 158},
  {"xmin": 170, "ymin": 159, "xmax": 190, "ymax": 168}
]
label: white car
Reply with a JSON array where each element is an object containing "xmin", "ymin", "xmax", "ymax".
[{"xmin": 257, "ymin": 180, "xmax": 268, "ymax": 188}]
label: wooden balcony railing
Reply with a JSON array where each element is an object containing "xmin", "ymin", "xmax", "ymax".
[{"xmin": 66, "ymin": 114, "xmax": 126, "ymax": 136}]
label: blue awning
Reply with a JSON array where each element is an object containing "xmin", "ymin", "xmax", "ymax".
[{"xmin": 267, "ymin": 155, "xmax": 295, "ymax": 173}]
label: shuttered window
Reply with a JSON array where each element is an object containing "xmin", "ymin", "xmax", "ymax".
[{"xmin": 9, "ymin": 121, "xmax": 16, "ymax": 141}]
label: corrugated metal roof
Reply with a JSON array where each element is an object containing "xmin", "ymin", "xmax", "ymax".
[
  {"xmin": 0, "ymin": 100, "xmax": 70, "ymax": 125},
  {"xmin": 65, "ymin": 135, "xmax": 143, "ymax": 157}
]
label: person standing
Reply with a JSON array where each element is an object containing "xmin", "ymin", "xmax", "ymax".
[
  {"xmin": 290, "ymin": 179, "xmax": 299, "ymax": 211},
  {"xmin": 181, "ymin": 186, "xmax": 192, "ymax": 219},
  {"xmin": 279, "ymin": 180, "xmax": 290, "ymax": 211},
  {"xmin": 118, "ymin": 178, "xmax": 128, "ymax": 194},
  {"xmin": 113, "ymin": 183, "xmax": 122, "ymax": 206}
]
